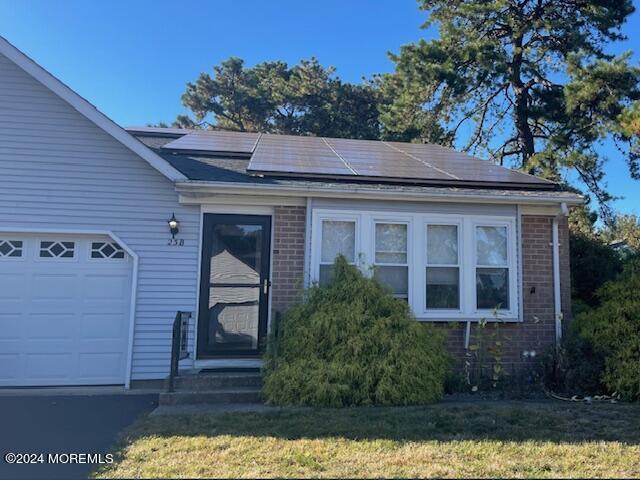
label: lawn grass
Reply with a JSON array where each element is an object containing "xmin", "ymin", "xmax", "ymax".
[{"xmin": 95, "ymin": 401, "xmax": 640, "ymax": 478}]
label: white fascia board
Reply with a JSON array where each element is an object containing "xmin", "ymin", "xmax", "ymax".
[
  {"xmin": 0, "ymin": 36, "xmax": 187, "ymax": 182},
  {"xmin": 175, "ymin": 181, "xmax": 585, "ymax": 207}
]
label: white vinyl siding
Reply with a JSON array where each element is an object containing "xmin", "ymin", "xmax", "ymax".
[{"xmin": 0, "ymin": 52, "xmax": 200, "ymax": 381}]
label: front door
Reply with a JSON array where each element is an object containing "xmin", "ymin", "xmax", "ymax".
[{"xmin": 197, "ymin": 214, "xmax": 271, "ymax": 358}]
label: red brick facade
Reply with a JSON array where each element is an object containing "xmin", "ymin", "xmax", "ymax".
[
  {"xmin": 269, "ymin": 206, "xmax": 572, "ymax": 371},
  {"xmin": 271, "ymin": 206, "xmax": 307, "ymax": 313}
]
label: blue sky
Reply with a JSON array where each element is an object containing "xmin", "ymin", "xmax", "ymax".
[{"xmin": 1, "ymin": 0, "xmax": 639, "ymax": 215}]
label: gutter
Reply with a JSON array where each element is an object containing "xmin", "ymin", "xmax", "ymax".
[
  {"xmin": 175, "ymin": 181, "xmax": 584, "ymax": 206},
  {"xmin": 552, "ymin": 202, "xmax": 568, "ymax": 345}
]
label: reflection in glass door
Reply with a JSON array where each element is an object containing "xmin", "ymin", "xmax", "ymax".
[{"xmin": 197, "ymin": 214, "xmax": 271, "ymax": 357}]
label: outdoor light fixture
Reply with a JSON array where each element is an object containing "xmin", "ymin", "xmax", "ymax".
[{"xmin": 168, "ymin": 213, "xmax": 179, "ymax": 238}]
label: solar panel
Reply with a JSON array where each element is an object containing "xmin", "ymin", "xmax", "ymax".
[
  {"xmin": 390, "ymin": 142, "xmax": 546, "ymax": 185},
  {"xmin": 247, "ymin": 134, "xmax": 552, "ymax": 186},
  {"xmin": 162, "ymin": 130, "xmax": 261, "ymax": 155},
  {"xmin": 249, "ymin": 134, "xmax": 356, "ymax": 176}
]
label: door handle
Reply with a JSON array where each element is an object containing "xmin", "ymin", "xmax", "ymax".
[{"xmin": 263, "ymin": 278, "xmax": 271, "ymax": 294}]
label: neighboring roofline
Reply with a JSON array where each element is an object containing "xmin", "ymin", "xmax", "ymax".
[
  {"xmin": 0, "ymin": 36, "xmax": 187, "ymax": 182},
  {"xmin": 175, "ymin": 180, "xmax": 585, "ymax": 206},
  {"xmin": 126, "ymin": 126, "xmax": 191, "ymax": 138}
]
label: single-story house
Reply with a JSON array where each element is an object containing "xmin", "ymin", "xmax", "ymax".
[{"xmin": 0, "ymin": 36, "xmax": 582, "ymax": 388}]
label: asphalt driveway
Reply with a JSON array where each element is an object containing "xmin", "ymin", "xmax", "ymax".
[{"xmin": 0, "ymin": 391, "xmax": 158, "ymax": 479}]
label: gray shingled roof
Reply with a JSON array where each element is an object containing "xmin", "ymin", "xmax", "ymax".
[{"xmin": 130, "ymin": 129, "xmax": 581, "ymax": 203}]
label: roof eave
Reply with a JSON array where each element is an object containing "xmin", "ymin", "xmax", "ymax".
[{"xmin": 175, "ymin": 180, "xmax": 585, "ymax": 206}]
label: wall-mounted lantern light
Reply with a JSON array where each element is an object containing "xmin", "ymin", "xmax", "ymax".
[{"xmin": 168, "ymin": 213, "xmax": 180, "ymax": 239}]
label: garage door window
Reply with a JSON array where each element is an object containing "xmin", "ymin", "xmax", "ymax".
[
  {"xmin": 39, "ymin": 241, "xmax": 75, "ymax": 258},
  {"xmin": 91, "ymin": 241, "xmax": 125, "ymax": 259},
  {"xmin": 0, "ymin": 240, "xmax": 22, "ymax": 258}
]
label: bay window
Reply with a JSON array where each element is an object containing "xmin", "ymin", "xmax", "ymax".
[{"xmin": 311, "ymin": 210, "xmax": 518, "ymax": 321}]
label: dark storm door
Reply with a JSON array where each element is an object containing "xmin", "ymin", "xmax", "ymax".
[{"xmin": 197, "ymin": 214, "xmax": 272, "ymax": 358}]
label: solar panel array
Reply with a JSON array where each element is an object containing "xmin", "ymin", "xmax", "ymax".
[
  {"xmin": 156, "ymin": 130, "xmax": 553, "ymax": 187},
  {"xmin": 247, "ymin": 134, "xmax": 551, "ymax": 186}
]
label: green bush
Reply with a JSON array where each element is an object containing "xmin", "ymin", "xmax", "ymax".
[
  {"xmin": 570, "ymin": 233, "xmax": 623, "ymax": 306},
  {"xmin": 542, "ymin": 325, "xmax": 607, "ymax": 397},
  {"xmin": 263, "ymin": 256, "xmax": 450, "ymax": 406},
  {"xmin": 573, "ymin": 258, "xmax": 640, "ymax": 401}
]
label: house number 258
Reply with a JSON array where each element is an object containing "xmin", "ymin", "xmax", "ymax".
[{"xmin": 167, "ymin": 238, "xmax": 184, "ymax": 246}]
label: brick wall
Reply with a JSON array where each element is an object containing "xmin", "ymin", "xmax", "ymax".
[
  {"xmin": 439, "ymin": 215, "xmax": 571, "ymax": 371},
  {"xmin": 269, "ymin": 207, "xmax": 572, "ymax": 372},
  {"xmin": 271, "ymin": 206, "xmax": 306, "ymax": 313}
]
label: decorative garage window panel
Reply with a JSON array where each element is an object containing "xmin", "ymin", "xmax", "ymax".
[
  {"xmin": 0, "ymin": 240, "xmax": 23, "ymax": 258},
  {"xmin": 311, "ymin": 209, "xmax": 519, "ymax": 321},
  {"xmin": 91, "ymin": 241, "xmax": 125, "ymax": 259},
  {"xmin": 39, "ymin": 241, "xmax": 75, "ymax": 258}
]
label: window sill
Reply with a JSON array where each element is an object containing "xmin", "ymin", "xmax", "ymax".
[{"xmin": 414, "ymin": 315, "xmax": 522, "ymax": 323}]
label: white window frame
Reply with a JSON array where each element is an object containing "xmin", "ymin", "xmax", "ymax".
[
  {"xmin": 371, "ymin": 217, "xmax": 412, "ymax": 299},
  {"xmin": 310, "ymin": 209, "xmax": 520, "ymax": 322},
  {"xmin": 311, "ymin": 213, "xmax": 361, "ymax": 283},
  {"xmin": 471, "ymin": 219, "xmax": 518, "ymax": 318},
  {"xmin": 423, "ymin": 220, "xmax": 464, "ymax": 316}
]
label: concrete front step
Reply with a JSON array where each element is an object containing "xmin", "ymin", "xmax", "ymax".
[
  {"xmin": 166, "ymin": 372, "xmax": 262, "ymax": 391},
  {"xmin": 159, "ymin": 387, "xmax": 262, "ymax": 406}
]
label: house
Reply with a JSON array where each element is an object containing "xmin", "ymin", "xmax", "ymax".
[{"xmin": 0, "ymin": 36, "xmax": 582, "ymax": 388}]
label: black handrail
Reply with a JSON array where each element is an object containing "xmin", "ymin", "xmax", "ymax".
[{"xmin": 167, "ymin": 310, "xmax": 191, "ymax": 393}]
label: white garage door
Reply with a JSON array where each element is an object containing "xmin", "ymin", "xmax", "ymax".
[{"xmin": 0, "ymin": 233, "xmax": 132, "ymax": 386}]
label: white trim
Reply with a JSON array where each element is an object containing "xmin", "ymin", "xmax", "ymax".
[
  {"xmin": 180, "ymin": 194, "xmax": 305, "ymax": 207},
  {"xmin": 193, "ymin": 206, "xmax": 275, "ymax": 361},
  {"xmin": 0, "ymin": 35, "xmax": 186, "ymax": 182},
  {"xmin": 517, "ymin": 206, "xmax": 524, "ymax": 322},
  {"xmin": 177, "ymin": 181, "xmax": 584, "ymax": 206},
  {"xmin": 309, "ymin": 209, "xmax": 520, "ymax": 322},
  {"xmin": 0, "ymin": 227, "xmax": 139, "ymax": 388},
  {"xmin": 519, "ymin": 204, "xmax": 563, "ymax": 215}
]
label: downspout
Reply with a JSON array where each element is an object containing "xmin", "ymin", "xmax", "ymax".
[
  {"xmin": 464, "ymin": 320, "xmax": 471, "ymax": 350},
  {"xmin": 303, "ymin": 197, "xmax": 312, "ymax": 288},
  {"xmin": 552, "ymin": 202, "xmax": 568, "ymax": 346}
]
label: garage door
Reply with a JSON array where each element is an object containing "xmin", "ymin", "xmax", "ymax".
[{"xmin": 0, "ymin": 233, "xmax": 132, "ymax": 386}]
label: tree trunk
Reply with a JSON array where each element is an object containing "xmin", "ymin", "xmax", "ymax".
[{"xmin": 510, "ymin": 34, "xmax": 536, "ymax": 172}]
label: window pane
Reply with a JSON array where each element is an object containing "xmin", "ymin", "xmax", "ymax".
[
  {"xmin": 318, "ymin": 265, "xmax": 334, "ymax": 287},
  {"xmin": 427, "ymin": 225, "xmax": 458, "ymax": 265},
  {"xmin": 374, "ymin": 266, "xmax": 408, "ymax": 297},
  {"xmin": 375, "ymin": 223, "xmax": 407, "ymax": 264},
  {"xmin": 476, "ymin": 226, "xmax": 508, "ymax": 266},
  {"xmin": 426, "ymin": 267, "xmax": 459, "ymax": 309},
  {"xmin": 476, "ymin": 268, "xmax": 509, "ymax": 310},
  {"xmin": 321, "ymin": 220, "xmax": 355, "ymax": 263}
]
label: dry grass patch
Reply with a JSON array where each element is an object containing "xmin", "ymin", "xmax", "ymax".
[{"xmin": 95, "ymin": 402, "xmax": 640, "ymax": 478}]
